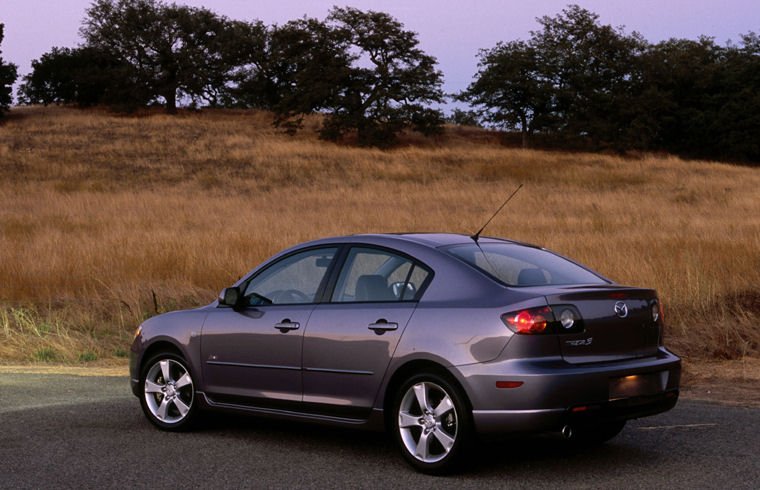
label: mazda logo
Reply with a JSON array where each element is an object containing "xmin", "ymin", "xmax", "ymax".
[{"xmin": 614, "ymin": 301, "xmax": 628, "ymax": 318}]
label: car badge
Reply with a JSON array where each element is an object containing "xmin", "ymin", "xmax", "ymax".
[
  {"xmin": 565, "ymin": 337, "xmax": 593, "ymax": 346},
  {"xmin": 614, "ymin": 301, "xmax": 628, "ymax": 318}
]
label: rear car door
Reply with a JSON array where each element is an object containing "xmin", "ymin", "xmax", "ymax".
[
  {"xmin": 201, "ymin": 247, "xmax": 338, "ymax": 405},
  {"xmin": 302, "ymin": 246, "xmax": 431, "ymax": 416}
]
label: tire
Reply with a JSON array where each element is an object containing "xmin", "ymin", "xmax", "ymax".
[
  {"xmin": 139, "ymin": 351, "xmax": 198, "ymax": 431},
  {"xmin": 392, "ymin": 372, "xmax": 471, "ymax": 474},
  {"xmin": 570, "ymin": 420, "xmax": 626, "ymax": 446}
]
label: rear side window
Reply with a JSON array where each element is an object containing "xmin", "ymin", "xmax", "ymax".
[
  {"xmin": 447, "ymin": 243, "xmax": 607, "ymax": 287},
  {"xmin": 332, "ymin": 247, "xmax": 430, "ymax": 302}
]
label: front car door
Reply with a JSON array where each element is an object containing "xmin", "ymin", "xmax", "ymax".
[
  {"xmin": 302, "ymin": 246, "xmax": 432, "ymax": 417},
  {"xmin": 201, "ymin": 247, "xmax": 338, "ymax": 406}
]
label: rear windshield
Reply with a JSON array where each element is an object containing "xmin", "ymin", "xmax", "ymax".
[{"xmin": 446, "ymin": 243, "xmax": 608, "ymax": 287}]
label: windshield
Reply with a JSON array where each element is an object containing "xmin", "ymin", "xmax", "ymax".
[{"xmin": 447, "ymin": 242, "xmax": 609, "ymax": 287}]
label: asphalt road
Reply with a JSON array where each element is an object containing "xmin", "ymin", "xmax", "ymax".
[{"xmin": 1, "ymin": 371, "xmax": 759, "ymax": 489}]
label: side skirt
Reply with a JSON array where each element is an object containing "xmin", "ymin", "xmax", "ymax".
[{"xmin": 196, "ymin": 391, "xmax": 386, "ymax": 431}]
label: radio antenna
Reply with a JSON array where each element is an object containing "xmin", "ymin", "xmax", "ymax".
[{"xmin": 471, "ymin": 183, "xmax": 523, "ymax": 243}]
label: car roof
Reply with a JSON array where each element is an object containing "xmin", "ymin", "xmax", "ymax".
[
  {"xmin": 302, "ymin": 233, "xmax": 539, "ymax": 249},
  {"xmin": 234, "ymin": 232, "xmax": 551, "ymax": 305}
]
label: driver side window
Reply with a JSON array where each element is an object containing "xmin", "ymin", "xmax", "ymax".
[{"xmin": 243, "ymin": 247, "xmax": 337, "ymax": 305}]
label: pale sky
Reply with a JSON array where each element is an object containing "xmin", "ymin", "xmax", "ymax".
[{"xmin": 2, "ymin": 0, "xmax": 759, "ymax": 108}]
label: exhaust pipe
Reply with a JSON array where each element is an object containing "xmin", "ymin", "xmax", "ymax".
[{"xmin": 561, "ymin": 424, "xmax": 573, "ymax": 439}]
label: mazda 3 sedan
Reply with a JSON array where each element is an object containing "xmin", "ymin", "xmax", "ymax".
[{"xmin": 130, "ymin": 233, "xmax": 680, "ymax": 473}]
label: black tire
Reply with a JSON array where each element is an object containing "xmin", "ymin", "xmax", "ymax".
[
  {"xmin": 139, "ymin": 351, "xmax": 198, "ymax": 431},
  {"xmin": 570, "ymin": 420, "xmax": 626, "ymax": 446},
  {"xmin": 392, "ymin": 372, "xmax": 472, "ymax": 474}
]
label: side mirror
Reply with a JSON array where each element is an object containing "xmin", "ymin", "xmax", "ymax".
[{"xmin": 219, "ymin": 287, "xmax": 241, "ymax": 308}]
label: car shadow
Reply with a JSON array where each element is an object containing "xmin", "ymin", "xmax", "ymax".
[{"xmin": 194, "ymin": 410, "xmax": 657, "ymax": 476}]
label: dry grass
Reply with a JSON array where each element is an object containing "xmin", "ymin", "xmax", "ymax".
[{"xmin": 1, "ymin": 105, "xmax": 758, "ymax": 366}]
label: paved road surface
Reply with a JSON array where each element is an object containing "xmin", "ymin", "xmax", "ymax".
[{"xmin": 1, "ymin": 371, "xmax": 758, "ymax": 488}]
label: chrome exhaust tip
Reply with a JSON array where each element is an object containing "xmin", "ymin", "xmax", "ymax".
[{"xmin": 561, "ymin": 424, "xmax": 573, "ymax": 439}]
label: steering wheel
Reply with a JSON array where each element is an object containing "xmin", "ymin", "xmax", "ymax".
[
  {"xmin": 391, "ymin": 281, "xmax": 417, "ymax": 299},
  {"xmin": 271, "ymin": 289, "xmax": 311, "ymax": 304},
  {"xmin": 246, "ymin": 292, "xmax": 273, "ymax": 306}
]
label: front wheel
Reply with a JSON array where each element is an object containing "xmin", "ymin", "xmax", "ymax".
[
  {"xmin": 393, "ymin": 373, "xmax": 471, "ymax": 474},
  {"xmin": 139, "ymin": 352, "xmax": 198, "ymax": 431}
]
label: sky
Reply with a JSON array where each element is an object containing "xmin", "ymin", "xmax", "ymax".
[{"xmin": 2, "ymin": 0, "xmax": 759, "ymax": 109}]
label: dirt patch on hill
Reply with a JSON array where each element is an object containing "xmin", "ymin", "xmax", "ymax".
[
  {"xmin": 0, "ymin": 364, "xmax": 128, "ymax": 377},
  {"xmin": 680, "ymin": 357, "xmax": 760, "ymax": 407}
]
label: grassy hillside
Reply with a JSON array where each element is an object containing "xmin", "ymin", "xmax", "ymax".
[{"xmin": 1, "ymin": 106, "xmax": 758, "ymax": 365}]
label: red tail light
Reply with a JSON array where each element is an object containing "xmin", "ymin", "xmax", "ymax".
[
  {"xmin": 502, "ymin": 306, "xmax": 553, "ymax": 334},
  {"xmin": 502, "ymin": 305, "xmax": 584, "ymax": 334},
  {"xmin": 659, "ymin": 301, "xmax": 664, "ymax": 324}
]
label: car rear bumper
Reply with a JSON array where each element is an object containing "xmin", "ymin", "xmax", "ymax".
[
  {"xmin": 472, "ymin": 389, "xmax": 679, "ymax": 434},
  {"xmin": 456, "ymin": 347, "xmax": 681, "ymax": 435}
]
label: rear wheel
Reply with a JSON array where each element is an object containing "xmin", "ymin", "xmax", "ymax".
[
  {"xmin": 139, "ymin": 352, "xmax": 198, "ymax": 431},
  {"xmin": 392, "ymin": 373, "xmax": 471, "ymax": 474}
]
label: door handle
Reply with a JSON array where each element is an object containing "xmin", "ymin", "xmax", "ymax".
[
  {"xmin": 274, "ymin": 319, "xmax": 300, "ymax": 333},
  {"xmin": 368, "ymin": 319, "xmax": 398, "ymax": 334}
]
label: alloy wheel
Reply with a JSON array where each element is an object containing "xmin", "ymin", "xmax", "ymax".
[
  {"xmin": 397, "ymin": 381, "xmax": 458, "ymax": 463},
  {"xmin": 143, "ymin": 358, "xmax": 194, "ymax": 424}
]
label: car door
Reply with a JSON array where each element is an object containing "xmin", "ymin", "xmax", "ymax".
[
  {"xmin": 302, "ymin": 246, "xmax": 431, "ymax": 416},
  {"xmin": 201, "ymin": 246, "xmax": 338, "ymax": 406}
]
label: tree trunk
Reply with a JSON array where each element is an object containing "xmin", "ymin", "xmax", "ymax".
[
  {"xmin": 165, "ymin": 89, "xmax": 177, "ymax": 115},
  {"xmin": 520, "ymin": 115, "xmax": 530, "ymax": 149}
]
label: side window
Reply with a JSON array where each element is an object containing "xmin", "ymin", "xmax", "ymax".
[
  {"xmin": 243, "ymin": 247, "xmax": 337, "ymax": 305},
  {"xmin": 402, "ymin": 265, "xmax": 430, "ymax": 300},
  {"xmin": 331, "ymin": 247, "xmax": 428, "ymax": 303}
]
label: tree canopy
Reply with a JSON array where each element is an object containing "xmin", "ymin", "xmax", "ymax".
[
  {"xmin": 639, "ymin": 35, "xmax": 760, "ymax": 161},
  {"xmin": 13, "ymin": 2, "xmax": 760, "ymax": 159},
  {"xmin": 318, "ymin": 6, "xmax": 445, "ymax": 146},
  {"xmin": 459, "ymin": 40, "xmax": 549, "ymax": 148},
  {"xmin": 460, "ymin": 4, "xmax": 760, "ymax": 162},
  {"xmin": 232, "ymin": 17, "xmax": 352, "ymax": 132},
  {"xmin": 80, "ymin": 0, "xmax": 260, "ymax": 113},
  {"xmin": 17, "ymin": 46, "xmax": 131, "ymax": 107},
  {"xmin": 20, "ymin": 2, "xmax": 444, "ymax": 146},
  {"xmin": 460, "ymin": 5, "xmax": 646, "ymax": 149},
  {"xmin": 236, "ymin": 7, "xmax": 445, "ymax": 146},
  {"xmin": 0, "ymin": 24, "xmax": 19, "ymax": 114}
]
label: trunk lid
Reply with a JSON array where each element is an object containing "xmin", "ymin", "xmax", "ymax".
[{"xmin": 544, "ymin": 285, "xmax": 661, "ymax": 364}]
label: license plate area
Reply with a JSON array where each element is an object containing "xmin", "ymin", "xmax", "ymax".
[{"xmin": 609, "ymin": 371, "xmax": 666, "ymax": 400}]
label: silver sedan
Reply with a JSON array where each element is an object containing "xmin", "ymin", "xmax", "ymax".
[{"xmin": 130, "ymin": 233, "xmax": 680, "ymax": 473}]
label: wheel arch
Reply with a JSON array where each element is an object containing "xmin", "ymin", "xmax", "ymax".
[
  {"xmin": 382, "ymin": 359, "xmax": 473, "ymax": 431},
  {"xmin": 140, "ymin": 340, "xmax": 185, "ymax": 375}
]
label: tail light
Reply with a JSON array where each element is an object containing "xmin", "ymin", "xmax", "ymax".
[
  {"xmin": 652, "ymin": 298, "xmax": 665, "ymax": 345},
  {"xmin": 658, "ymin": 300, "xmax": 664, "ymax": 324},
  {"xmin": 502, "ymin": 306, "xmax": 553, "ymax": 334},
  {"xmin": 502, "ymin": 305, "xmax": 584, "ymax": 334},
  {"xmin": 651, "ymin": 300, "xmax": 661, "ymax": 323}
]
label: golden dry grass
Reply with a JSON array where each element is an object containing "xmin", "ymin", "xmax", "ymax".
[{"xmin": 1, "ymin": 105, "xmax": 758, "ymax": 365}]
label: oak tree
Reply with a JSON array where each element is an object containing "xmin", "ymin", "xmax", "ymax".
[
  {"xmin": 81, "ymin": 0, "xmax": 259, "ymax": 113},
  {"xmin": 0, "ymin": 24, "xmax": 18, "ymax": 114}
]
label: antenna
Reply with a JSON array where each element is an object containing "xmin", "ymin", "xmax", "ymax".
[{"xmin": 471, "ymin": 183, "xmax": 523, "ymax": 243}]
